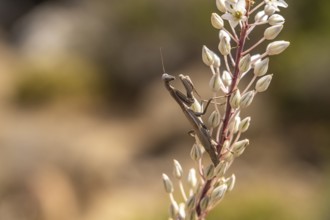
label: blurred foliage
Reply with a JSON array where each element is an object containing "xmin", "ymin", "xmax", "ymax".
[
  {"xmin": 13, "ymin": 56, "xmax": 103, "ymax": 107},
  {"xmin": 207, "ymin": 186, "xmax": 320, "ymax": 220}
]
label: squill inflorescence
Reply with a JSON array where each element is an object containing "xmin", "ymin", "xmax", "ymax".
[{"xmin": 161, "ymin": 0, "xmax": 289, "ymax": 219}]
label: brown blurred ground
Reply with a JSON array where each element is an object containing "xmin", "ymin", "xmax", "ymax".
[{"xmin": 0, "ymin": 0, "xmax": 329, "ymax": 220}]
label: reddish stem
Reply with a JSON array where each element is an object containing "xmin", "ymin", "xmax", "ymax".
[
  {"xmin": 196, "ymin": 179, "xmax": 213, "ymax": 217},
  {"xmin": 216, "ymin": 6, "xmax": 251, "ymax": 156},
  {"xmin": 195, "ymin": 3, "xmax": 252, "ymax": 219}
]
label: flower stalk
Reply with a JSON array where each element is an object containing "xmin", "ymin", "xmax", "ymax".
[{"xmin": 161, "ymin": 0, "xmax": 290, "ymax": 219}]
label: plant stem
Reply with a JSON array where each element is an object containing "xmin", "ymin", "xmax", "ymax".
[{"xmin": 216, "ymin": 7, "xmax": 251, "ymax": 156}]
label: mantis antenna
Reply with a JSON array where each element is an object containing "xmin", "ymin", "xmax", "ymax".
[{"xmin": 160, "ymin": 47, "xmax": 166, "ymax": 74}]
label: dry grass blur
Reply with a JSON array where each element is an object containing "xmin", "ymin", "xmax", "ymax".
[{"xmin": 0, "ymin": 0, "xmax": 329, "ymax": 220}]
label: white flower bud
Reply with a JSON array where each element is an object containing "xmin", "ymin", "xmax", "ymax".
[
  {"xmin": 251, "ymin": 54, "xmax": 261, "ymax": 64},
  {"xmin": 216, "ymin": 0, "xmax": 227, "ymax": 12},
  {"xmin": 200, "ymin": 196, "xmax": 210, "ymax": 211},
  {"xmin": 173, "ymin": 159, "xmax": 183, "ymax": 179},
  {"xmin": 219, "ymin": 30, "xmax": 230, "ymax": 40},
  {"xmin": 229, "ymin": 115, "xmax": 240, "ymax": 134},
  {"xmin": 256, "ymin": 74, "xmax": 273, "ymax": 92},
  {"xmin": 169, "ymin": 202, "xmax": 179, "ymax": 219},
  {"xmin": 186, "ymin": 195, "xmax": 196, "ymax": 210},
  {"xmin": 178, "ymin": 203, "xmax": 186, "ymax": 219},
  {"xmin": 214, "ymin": 161, "xmax": 228, "ymax": 177},
  {"xmin": 264, "ymin": 4, "xmax": 277, "ymax": 15},
  {"xmin": 213, "ymin": 52, "xmax": 221, "ymax": 68},
  {"xmin": 231, "ymin": 139, "xmax": 249, "ymax": 157},
  {"xmin": 209, "ymin": 73, "xmax": 226, "ymax": 93},
  {"xmin": 223, "ymin": 139, "xmax": 230, "ymax": 150},
  {"xmin": 208, "ymin": 110, "xmax": 221, "ymax": 128},
  {"xmin": 269, "ymin": 14, "xmax": 285, "ymax": 25},
  {"xmin": 255, "ymin": 11, "xmax": 268, "ymax": 22},
  {"xmin": 229, "ymin": 89, "xmax": 241, "ymax": 109},
  {"xmin": 202, "ymin": 45, "xmax": 215, "ymax": 66},
  {"xmin": 188, "ymin": 168, "xmax": 198, "ymax": 188},
  {"xmin": 218, "ymin": 35, "xmax": 231, "ymax": 56},
  {"xmin": 204, "ymin": 164, "xmax": 215, "ymax": 180},
  {"xmin": 210, "ymin": 184, "xmax": 227, "ymax": 204},
  {"xmin": 264, "ymin": 25, "xmax": 283, "ymax": 40},
  {"xmin": 222, "ymin": 70, "xmax": 232, "ymax": 87},
  {"xmin": 190, "ymin": 143, "xmax": 203, "ymax": 161},
  {"xmin": 266, "ymin": 40, "xmax": 290, "ymax": 55},
  {"xmin": 238, "ymin": 117, "xmax": 251, "ymax": 133},
  {"xmin": 211, "ymin": 13, "xmax": 224, "ymax": 29},
  {"xmin": 254, "ymin": 57, "xmax": 269, "ymax": 76},
  {"xmin": 221, "ymin": 150, "xmax": 234, "ymax": 162},
  {"xmin": 226, "ymin": 174, "xmax": 236, "ymax": 191},
  {"xmin": 162, "ymin": 173, "xmax": 174, "ymax": 193},
  {"xmin": 240, "ymin": 91, "xmax": 255, "ymax": 108},
  {"xmin": 239, "ymin": 54, "xmax": 251, "ymax": 74}
]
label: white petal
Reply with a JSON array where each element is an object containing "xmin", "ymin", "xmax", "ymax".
[
  {"xmin": 225, "ymin": 1, "xmax": 235, "ymax": 13},
  {"xmin": 236, "ymin": 0, "xmax": 246, "ymax": 11},
  {"xmin": 229, "ymin": 19, "xmax": 239, "ymax": 28},
  {"xmin": 222, "ymin": 13, "xmax": 234, "ymax": 21},
  {"xmin": 277, "ymin": 0, "xmax": 288, "ymax": 8}
]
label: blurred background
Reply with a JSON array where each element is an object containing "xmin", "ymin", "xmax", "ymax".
[{"xmin": 0, "ymin": 0, "xmax": 329, "ymax": 219}]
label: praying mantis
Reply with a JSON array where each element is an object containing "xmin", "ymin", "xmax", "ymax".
[{"xmin": 162, "ymin": 71, "xmax": 220, "ymax": 166}]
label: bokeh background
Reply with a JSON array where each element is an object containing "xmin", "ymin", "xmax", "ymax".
[{"xmin": 0, "ymin": 0, "xmax": 329, "ymax": 219}]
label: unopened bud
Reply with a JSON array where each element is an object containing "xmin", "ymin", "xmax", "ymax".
[
  {"xmin": 269, "ymin": 14, "xmax": 285, "ymax": 26},
  {"xmin": 251, "ymin": 54, "xmax": 261, "ymax": 64},
  {"xmin": 186, "ymin": 195, "xmax": 196, "ymax": 210},
  {"xmin": 188, "ymin": 169, "xmax": 198, "ymax": 188},
  {"xmin": 162, "ymin": 173, "xmax": 174, "ymax": 193},
  {"xmin": 255, "ymin": 11, "xmax": 268, "ymax": 22},
  {"xmin": 264, "ymin": 4, "xmax": 276, "ymax": 15},
  {"xmin": 218, "ymin": 36, "xmax": 231, "ymax": 56},
  {"xmin": 190, "ymin": 144, "xmax": 203, "ymax": 161},
  {"xmin": 231, "ymin": 139, "xmax": 249, "ymax": 157},
  {"xmin": 264, "ymin": 25, "xmax": 283, "ymax": 40},
  {"xmin": 211, "ymin": 13, "xmax": 224, "ymax": 29},
  {"xmin": 214, "ymin": 161, "xmax": 228, "ymax": 177},
  {"xmin": 239, "ymin": 54, "xmax": 251, "ymax": 74},
  {"xmin": 213, "ymin": 52, "xmax": 221, "ymax": 68},
  {"xmin": 266, "ymin": 41, "xmax": 290, "ymax": 55},
  {"xmin": 254, "ymin": 58, "xmax": 269, "ymax": 76},
  {"xmin": 240, "ymin": 91, "xmax": 255, "ymax": 108},
  {"xmin": 256, "ymin": 74, "xmax": 273, "ymax": 92},
  {"xmin": 169, "ymin": 202, "xmax": 179, "ymax": 219},
  {"xmin": 204, "ymin": 164, "xmax": 215, "ymax": 180},
  {"xmin": 239, "ymin": 117, "xmax": 251, "ymax": 133},
  {"xmin": 229, "ymin": 115, "xmax": 240, "ymax": 134},
  {"xmin": 222, "ymin": 70, "xmax": 232, "ymax": 87},
  {"xmin": 229, "ymin": 89, "xmax": 241, "ymax": 109},
  {"xmin": 208, "ymin": 110, "xmax": 221, "ymax": 128},
  {"xmin": 210, "ymin": 184, "xmax": 227, "ymax": 204},
  {"xmin": 221, "ymin": 150, "xmax": 234, "ymax": 162},
  {"xmin": 209, "ymin": 73, "xmax": 226, "ymax": 93},
  {"xmin": 226, "ymin": 174, "xmax": 236, "ymax": 191},
  {"xmin": 223, "ymin": 140, "xmax": 230, "ymax": 150},
  {"xmin": 216, "ymin": 0, "xmax": 227, "ymax": 12},
  {"xmin": 219, "ymin": 30, "xmax": 230, "ymax": 40},
  {"xmin": 200, "ymin": 196, "xmax": 210, "ymax": 211},
  {"xmin": 173, "ymin": 160, "xmax": 183, "ymax": 179},
  {"xmin": 178, "ymin": 203, "xmax": 186, "ymax": 219},
  {"xmin": 202, "ymin": 45, "xmax": 215, "ymax": 66}
]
